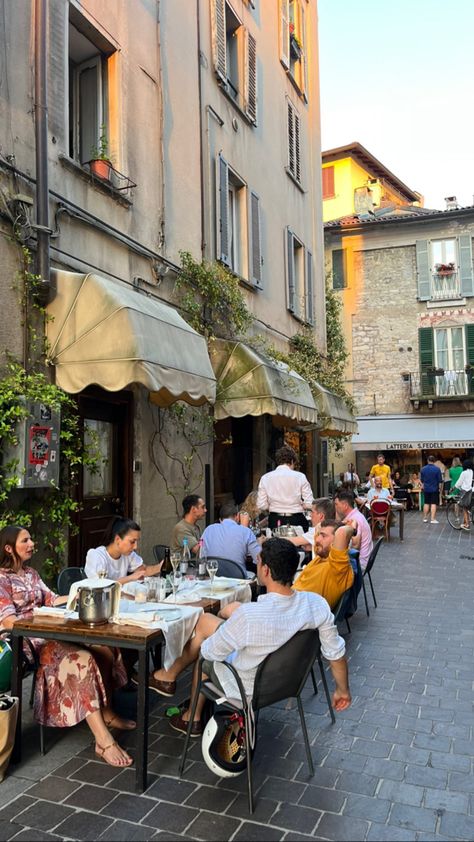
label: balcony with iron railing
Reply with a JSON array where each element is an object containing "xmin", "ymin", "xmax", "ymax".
[
  {"xmin": 430, "ymin": 268, "xmax": 461, "ymax": 300},
  {"xmin": 408, "ymin": 367, "xmax": 474, "ymax": 400}
]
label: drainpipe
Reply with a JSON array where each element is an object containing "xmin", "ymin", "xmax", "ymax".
[
  {"xmin": 196, "ymin": 0, "xmax": 206, "ymax": 257},
  {"xmin": 34, "ymin": 0, "xmax": 51, "ymax": 302}
]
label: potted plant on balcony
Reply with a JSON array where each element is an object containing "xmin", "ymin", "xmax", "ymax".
[
  {"xmin": 289, "ymin": 24, "xmax": 303, "ymax": 61},
  {"xmin": 89, "ymin": 125, "xmax": 113, "ymax": 181},
  {"xmin": 435, "ymin": 262, "xmax": 455, "ymax": 275}
]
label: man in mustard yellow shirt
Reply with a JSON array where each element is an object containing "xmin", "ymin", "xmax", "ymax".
[
  {"xmin": 369, "ymin": 454, "xmax": 393, "ymax": 491},
  {"xmin": 293, "ymin": 520, "xmax": 355, "ymax": 609}
]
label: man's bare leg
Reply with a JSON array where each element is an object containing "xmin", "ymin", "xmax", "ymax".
[{"xmin": 152, "ymin": 613, "xmax": 224, "ymax": 683}]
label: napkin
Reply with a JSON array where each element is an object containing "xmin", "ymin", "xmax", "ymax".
[{"xmin": 33, "ymin": 606, "xmax": 78, "ymax": 620}]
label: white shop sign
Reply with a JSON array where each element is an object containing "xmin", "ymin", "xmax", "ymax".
[{"xmin": 385, "ymin": 441, "xmax": 474, "ymax": 450}]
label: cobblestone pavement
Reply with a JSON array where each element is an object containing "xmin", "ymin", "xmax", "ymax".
[{"xmin": 2, "ymin": 511, "xmax": 474, "ymax": 841}]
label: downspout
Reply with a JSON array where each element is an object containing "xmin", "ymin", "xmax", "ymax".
[
  {"xmin": 34, "ymin": 0, "xmax": 51, "ymax": 303},
  {"xmin": 196, "ymin": 0, "xmax": 206, "ymax": 257}
]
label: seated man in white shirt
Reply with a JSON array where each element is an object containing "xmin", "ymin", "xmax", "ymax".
[
  {"xmin": 367, "ymin": 476, "xmax": 393, "ymax": 502},
  {"xmin": 146, "ymin": 538, "xmax": 351, "ymax": 736}
]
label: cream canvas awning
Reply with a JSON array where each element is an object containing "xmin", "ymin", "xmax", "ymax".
[
  {"xmin": 314, "ymin": 383, "xmax": 358, "ymax": 436},
  {"xmin": 46, "ymin": 270, "xmax": 216, "ymax": 406},
  {"xmin": 352, "ymin": 414, "xmax": 474, "ymax": 451},
  {"xmin": 210, "ymin": 339, "xmax": 319, "ymax": 425}
]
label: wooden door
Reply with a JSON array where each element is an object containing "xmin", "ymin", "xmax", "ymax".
[{"xmin": 69, "ymin": 388, "xmax": 133, "ymax": 566}]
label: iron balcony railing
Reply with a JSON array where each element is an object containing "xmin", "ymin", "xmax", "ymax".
[
  {"xmin": 431, "ymin": 270, "xmax": 461, "ymax": 300},
  {"xmin": 409, "ymin": 368, "xmax": 474, "ymax": 398}
]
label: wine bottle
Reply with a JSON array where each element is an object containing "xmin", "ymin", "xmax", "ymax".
[
  {"xmin": 161, "ymin": 546, "xmax": 172, "ymax": 576},
  {"xmin": 197, "ymin": 540, "xmax": 207, "ymax": 580}
]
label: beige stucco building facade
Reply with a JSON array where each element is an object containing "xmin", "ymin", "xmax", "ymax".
[{"xmin": 0, "ymin": 0, "xmax": 333, "ymax": 562}]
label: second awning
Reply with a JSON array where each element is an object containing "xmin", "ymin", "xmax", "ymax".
[
  {"xmin": 313, "ymin": 383, "xmax": 358, "ymax": 436},
  {"xmin": 209, "ymin": 339, "xmax": 319, "ymax": 424},
  {"xmin": 46, "ymin": 270, "xmax": 216, "ymax": 406}
]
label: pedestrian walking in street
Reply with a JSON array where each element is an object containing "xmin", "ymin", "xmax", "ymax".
[
  {"xmin": 420, "ymin": 455, "xmax": 443, "ymax": 524},
  {"xmin": 454, "ymin": 459, "xmax": 474, "ymax": 531}
]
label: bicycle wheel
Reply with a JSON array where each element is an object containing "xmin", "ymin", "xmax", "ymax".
[{"xmin": 446, "ymin": 500, "xmax": 463, "ymax": 529}]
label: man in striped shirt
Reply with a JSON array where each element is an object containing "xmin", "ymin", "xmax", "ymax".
[{"xmin": 148, "ymin": 538, "xmax": 351, "ymax": 737}]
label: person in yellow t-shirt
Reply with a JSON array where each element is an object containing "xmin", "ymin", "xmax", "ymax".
[
  {"xmin": 292, "ymin": 520, "xmax": 355, "ymax": 610},
  {"xmin": 369, "ymin": 454, "xmax": 393, "ymax": 491}
]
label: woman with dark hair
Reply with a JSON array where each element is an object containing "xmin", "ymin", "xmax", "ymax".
[
  {"xmin": 454, "ymin": 459, "xmax": 474, "ymax": 531},
  {"xmin": 0, "ymin": 525, "xmax": 134, "ymax": 767},
  {"xmin": 85, "ymin": 517, "xmax": 162, "ymax": 583}
]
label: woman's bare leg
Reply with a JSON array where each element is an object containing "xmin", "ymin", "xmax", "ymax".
[
  {"xmin": 90, "ymin": 645, "xmax": 136, "ymax": 730},
  {"xmin": 86, "ymin": 709, "xmax": 133, "ymax": 766}
]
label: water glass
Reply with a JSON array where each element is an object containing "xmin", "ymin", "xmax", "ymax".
[
  {"xmin": 206, "ymin": 559, "xmax": 219, "ymax": 595},
  {"xmin": 146, "ymin": 577, "xmax": 159, "ymax": 602},
  {"xmin": 134, "ymin": 583, "xmax": 147, "ymax": 604}
]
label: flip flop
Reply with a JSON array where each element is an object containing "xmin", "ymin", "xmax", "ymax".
[
  {"xmin": 103, "ymin": 713, "xmax": 137, "ymax": 731},
  {"xmin": 95, "ymin": 740, "xmax": 133, "ymax": 767}
]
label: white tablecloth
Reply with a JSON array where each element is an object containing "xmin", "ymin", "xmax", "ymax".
[
  {"xmin": 112, "ymin": 604, "xmax": 203, "ymax": 670},
  {"xmin": 164, "ymin": 577, "xmax": 252, "ymax": 609}
]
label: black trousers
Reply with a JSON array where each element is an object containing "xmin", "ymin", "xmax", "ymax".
[{"xmin": 268, "ymin": 512, "xmax": 308, "ymax": 530}]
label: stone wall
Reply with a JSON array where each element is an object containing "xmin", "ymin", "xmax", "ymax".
[{"xmin": 351, "ymin": 245, "xmax": 418, "ymax": 415}]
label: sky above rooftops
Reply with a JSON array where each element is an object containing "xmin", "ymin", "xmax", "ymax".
[{"xmin": 318, "ymin": 0, "xmax": 474, "ymax": 211}]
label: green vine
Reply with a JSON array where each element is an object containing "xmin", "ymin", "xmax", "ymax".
[
  {"xmin": 175, "ymin": 251, "xmax": 253, "ymax": 340},
  {"xmin": 0, "ymin": 244, "xmax": 102, "ymax": 582}
]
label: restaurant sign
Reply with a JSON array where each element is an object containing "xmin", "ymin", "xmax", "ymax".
[{"xmin": 385, "ymin": 441, "xmax": 474, "ymax": 450}]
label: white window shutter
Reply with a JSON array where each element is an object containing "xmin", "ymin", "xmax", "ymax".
[
  {"xmin": 216, "ymin": 154, "xmax": 230, "ymax": 266},
  {"xmin": 300, "ymin": 0, "xmax": 309, "ymax": 98},
  {"xmin": 286, "ymin": 227, "xmax": 295, "ymax": 312},
  {"xmin": 244, "ymin": 29, "xmax": 257, "ymax": 125},
  {"xmin": 212, "ymin": 0, "xmax": 227, "ymax": 82},
  {"xmin": 280, "ymin": 0, "xmax": 290, "ymax": 69},
  {"xmin": 306, "ymin": 249, "xmax": 314, "ymax": 325},
  {"xmin": 459, "ymin": 234, "xmax": 474, "ymax": 297},
  {"xmin": 415, "ymin": 239, "xmax": 431, "ymax": 301},
  {"xmin": 250, "ymin": 191, "xmax": 262, "ymax": 287}
]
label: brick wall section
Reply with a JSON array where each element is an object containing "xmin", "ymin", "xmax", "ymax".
[{"xmin": 352, "ymin": 246, "xmax": 418, "ymax": 415}]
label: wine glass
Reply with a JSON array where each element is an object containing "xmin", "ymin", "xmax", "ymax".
[
  {"xmin": 96, "ymin": 563, "xmax": 107, "ymax": 579},
  {"xmin": 206, "ymin": 560, "xmax": 219, "ymax": 595},
  {"xmin": 170, "ymin": 551, "xmax": 181, "ymax": 574},
  {"xmin": 171, "ymin": 570, "xmax": 183, "ymax": 604}
]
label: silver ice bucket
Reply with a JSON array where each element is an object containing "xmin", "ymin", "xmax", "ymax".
[{"xmin": 77, "ymin": 583, "xmax": 114, "ymax": 626}]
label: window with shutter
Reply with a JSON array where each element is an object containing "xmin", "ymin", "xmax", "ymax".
[
  {"xmin": 212, "ymin": 1, "xmax": 257, "ymax": 125},
  {"xmin": 322, "ymin": 166, "xmax": 335, "ymax": 200},
  {"xmin": 217, "ymin": 156, "xmax": 250, "ymax": 279},
  {"xmin": 465, "ymin": 324, "xmax": 474, "ymax": 395},
  {"xmin": 68, "ymin": 10, "xmax": 115, "ymax": 166},
  {"xmin": 419, "ymin": 327, "xmax": 435, "ymax": 396},
  {"xmin": 332, "ymin": 249, "xmax": 346, "ymax": 289},
  {"xmin": 217, "ymin": 154, "xmax": 230, "ymax": 267},
  {"xmin": 459, "ymin": 234, "xmax": 474, "ymax": 297},
  {"xmin": 287, "ymin": 228, "xmax": 296, "ymax": 313},
  {"xmin": 287, "ymin": 100, "xmax": 301, "ymax": 184},
  {"xmin": 280, "ymin": 0, "xmax": 308, "ymax": 98},
  {"xmin": 286, "ymin": 228, "xmax": 305, "ymax": 316},
  {"xmin": 415, "ymin": 240, "xmax": 431, "ymax": 301},
  {"xmin": 250, "ymin": 191, "xmax": 262, "ymax": 288},
  {"xmin": 305, "ymin": 249, "xmax": 314, "ymax": 325}
]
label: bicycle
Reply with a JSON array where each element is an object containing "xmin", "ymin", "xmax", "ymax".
[{"xmin": 446, "ymin": 493, "xmax": 474, "ymax": 530}]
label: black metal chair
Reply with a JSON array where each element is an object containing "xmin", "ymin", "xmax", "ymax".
[
  {"xmin": 179, "ymin": 629, "xmax": 320, "ymax": 813},
  {"xmin": 361, "ymin": 537, "xmax": 383, "ymax": 615},
  {"xmin": 206, "ymin": 556, "xmax": 247, "ymax": 579},
  {"xmin": 56, "ymin": 566, "xmax": 86, "ymax": 596},
  {"xmin": 153, "ymin": 544, "xmax": 169, "ymax": 564},
  {"xmin": 1, "ymin": 632, "xmax": 45, "ymax": 753}
]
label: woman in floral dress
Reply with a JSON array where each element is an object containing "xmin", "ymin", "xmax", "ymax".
[{"xmin": 0, "ymin": 525, "xmax": 134, "ymax": 767}]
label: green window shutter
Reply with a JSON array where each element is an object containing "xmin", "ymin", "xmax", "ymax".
[
  {"xmin": 286, "ymin": 227, "xmax": 295, "ymax": 313},
  {"xmin": 416, "ymin": 240, "xmax": 431, "ymax": 301},
  {"xmin": 212, "ymin": 0, "xmax": 227, "ymax": 83},
  {"xmin": 419, "ymin": 327, "xmax": 435, "ymax": 395},
  {"xmin": 465, "ymin": 325, "xmax": 474, "ymax": 394},
  {"xmin": 459, "ymin": 234, "xmax": 474, "ymax": 297},
  {"xmin": 216, "ymin": 154, "xmax": 230, "ymax": 267},
  {"xmin": 332, "ymin": 249, "xmax": 345, "ymax": 289},
  {"xmin": 305, "ymin": 249, "xmax": 314, "ymax": 325}
]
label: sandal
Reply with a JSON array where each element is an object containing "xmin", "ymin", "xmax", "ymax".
[
  {"xmin": 103, "ymin": 713, "xmax": 137, "ymax": 731},
  {"xmin": 95, "ymin": 740, "xmax": 133, "ymax": 767}
]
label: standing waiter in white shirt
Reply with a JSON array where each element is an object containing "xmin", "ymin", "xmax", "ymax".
[{"xmin": 257, "ymin": 444, "xmax": 313, "ymax": 530}]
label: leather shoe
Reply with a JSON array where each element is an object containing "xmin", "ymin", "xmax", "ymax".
[
  {"xmin": 168, "ymin": 712, "xmax": 203, "ymax": 737},
  {"xmin": 131, "ymin": 674, "xmax": 176, "ymax": 697}
]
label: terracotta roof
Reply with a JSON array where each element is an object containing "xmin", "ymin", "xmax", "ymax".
[
  {"xmin": 322, "ymin": 142, "xmax": 420, "ymax": 203},
  {"xmin": 324, "ymin": 204, "xmax": 474, "ymax": 230}
]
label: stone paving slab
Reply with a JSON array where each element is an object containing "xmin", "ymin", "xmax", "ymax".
[{"xmin": 1, "ymin": 511, "xmax": 474, "ymax": 840}]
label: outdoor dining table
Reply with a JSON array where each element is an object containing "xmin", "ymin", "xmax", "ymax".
[{"xmin": 10, "ymin": 596, "xmax": 220, "ymax": 794}]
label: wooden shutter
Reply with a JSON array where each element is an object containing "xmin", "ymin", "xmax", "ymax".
[
  {"xmin": 332, "ymin": 249, "xmax": 345, "ymax": 289},
  {"xmin": 280, "ymin": 0, "xmax": 290, "ymax": 68},
  {"xmin": 465, "ymin": 324, "xmax": 474, "ymax": 394},
  {"xmin": 306, "ymin": 249, "xmax": 314, "ymax": 325},
  {"xmin": 294, "ymin": 110, "xmax": 301, "ymax": 183},
  {"xmin": 322, "ymin": 166, "xmax": 335, "ymax": 199},
  {"xmin": 216, "ymin": 154, "xmax": 230, "ymax": 266},
  {"xmin": 244, "ymin": 30, "xmax": 257, "ymax": 125},
  {"xmin": 250, "ymin": 191, "xmax": 262, "ymax": 287},
  {"xmin": 287, "ymin": 102, "xmax": 295, "ymax": 175},
  {"xmin": 415, "ymin": 239, "xmax": 431, "ymax": 301},
  {"xmin": 212, "ymin": 0, "xmax": 227, "ymax": 82},
  {"xmin": 419, "ymin": 327, "xmax": 435, "ymax": 395},
  {"xmin": 286, "ymin": 227, "xmax": 296, "ymax": 313},
  {"xmin": 459, "ymin": 234, "xmax": 474, "ymax": 297}
]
